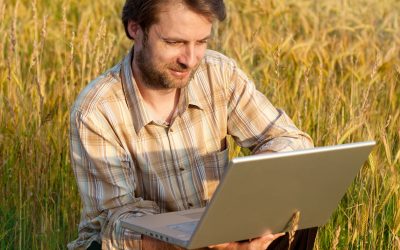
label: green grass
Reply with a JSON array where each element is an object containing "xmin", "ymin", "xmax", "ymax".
[{"xmin": 1, "ymin": 0, "xmax": 399, "ymax": 248}]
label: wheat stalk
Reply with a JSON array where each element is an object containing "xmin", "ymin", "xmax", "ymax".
[
  {"xmin": 287, "ymin": 211, "xmax": 300, "ymax": 250},
  {"xmin": 332, "ymin": 226, "xmax": 341, "ymax": 250}
]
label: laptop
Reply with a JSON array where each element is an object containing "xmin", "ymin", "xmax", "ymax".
[{"xmin": 121, "ymin": 141, "xmax": 375, "ymax": 249}]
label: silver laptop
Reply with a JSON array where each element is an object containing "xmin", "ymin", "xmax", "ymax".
[{"xmin": 121, "ymin": 141, "xmax": 375, "ymax": 249}]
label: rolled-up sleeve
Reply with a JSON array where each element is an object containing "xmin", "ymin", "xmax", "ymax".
[
  {"xmin": 68, "ymin": 108, "xmax": 159, "ymax": 250},
  {"xmin": 226, "ymin": 65, "xmax": 313, "ymax": 153}
]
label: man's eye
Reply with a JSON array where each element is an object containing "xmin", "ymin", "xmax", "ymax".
[{"xmin": 165, "ymin": 41, "xmax": 180, "ymax": 45}]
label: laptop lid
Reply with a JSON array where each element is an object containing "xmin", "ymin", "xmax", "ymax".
[{"xmin": 122, "ymin": 141, "xmax": 375, "ymax": 249}]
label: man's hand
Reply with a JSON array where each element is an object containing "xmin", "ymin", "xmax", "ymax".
[{"xmin": 208, "ymin": 232, "xmax": 285, "ymax": 250}]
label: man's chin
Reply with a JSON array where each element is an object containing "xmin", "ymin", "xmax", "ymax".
[
  {"xmin": 167, "ymin": 80, "xmax": 190, "ymax": 89},
  {"xmin": 165, "ymin": 74, "xmax": 192, "ymax": 88}
]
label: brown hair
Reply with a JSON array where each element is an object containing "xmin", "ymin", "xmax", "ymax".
[{"xmin": 121, "ymin": 0, "xmax": 226, "ymax": 40}]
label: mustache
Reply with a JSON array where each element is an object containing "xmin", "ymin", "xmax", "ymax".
[{"xmin": 168, "ymin": 63, "xmax": 190, "ymax": 72}]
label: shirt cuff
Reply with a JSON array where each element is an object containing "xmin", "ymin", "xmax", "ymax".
[
  {"xmin": 101, "ymin": 200, "xmax": 160, "ymax": 250},
  {"xmin": 253, "ymin": 135, "xmax": 314, "ymax": 154}
]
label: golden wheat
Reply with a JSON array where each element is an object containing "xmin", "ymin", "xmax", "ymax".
[{"xmin": 0, "ymin": 0, "xmax": 399, "ymax": 248}]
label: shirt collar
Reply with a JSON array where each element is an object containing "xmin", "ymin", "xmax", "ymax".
[
  {"xmin": 120, "ymin": 50, "xmax": 152, "ymax": 134},
  {"xmin": 120, "ymin": 49, "xmax": 205, "ymax": 133},
  {"xmin": 176, "ymin": 76, "xmax": 204, "ymax": 116},
  {"xmin": 186, "ymin": 76, "xmax": 204, "ymax": 110}
]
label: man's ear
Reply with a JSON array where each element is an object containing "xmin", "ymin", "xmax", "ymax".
[{"xmin": 127, "ymin": 20, "xmax": 141, "ymax": 40}]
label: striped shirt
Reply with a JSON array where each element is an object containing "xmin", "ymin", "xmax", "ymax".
[{"xmin": 68, "ymin": 49, "xmax": 313, "ymax": 250}]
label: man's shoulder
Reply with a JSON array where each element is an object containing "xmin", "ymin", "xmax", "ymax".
[
  {"xmin": 201, "ymin": 50, "xmax": 252, "ymax": 85},
  {"xmin": 71, "ymin": 62, "xmax": 123, "ymax": 118},
  {"xmin": 203, "ymin": 49, "xmax": 237, "ymax": 68},
  {"xmin": 195, "ymin": 50, "xmax": 239, "ymax": 87}
]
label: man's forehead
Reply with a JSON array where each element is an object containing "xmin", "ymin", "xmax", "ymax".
[
  {"xmin": 155, "ymin": 1, "xmax": 212, "ymax": 24},
  {"xmin": 150, "ymin": 2, "xmax": 213, "ymax": 40},
  {"xmin": 156, "ymin": 0, "xmax": 200, "ymax": 17}
]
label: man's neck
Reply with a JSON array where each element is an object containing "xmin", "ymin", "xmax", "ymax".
[
  {"xmin": 141, "ymin": 86, "xmax": 180, "ymax": 125},
  {"xmin": 132, "ymin": 62, "xmax": 180, "ymax": 124}
]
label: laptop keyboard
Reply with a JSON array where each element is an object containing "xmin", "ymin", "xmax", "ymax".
[
  {"xmin": 183, "ymin": 212, "xmax": 203, "ymax": 220},
  {"xmin": 167, "ymin": 221, "xmax": 198, "ymax": 234}
]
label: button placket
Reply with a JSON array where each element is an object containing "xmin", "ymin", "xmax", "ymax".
[{"xmin": 166, "ymin": 124, "xmax": 189, "ymax": 208}]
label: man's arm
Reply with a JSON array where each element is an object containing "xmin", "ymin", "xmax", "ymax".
[
  {"xmin": 226, "ymin": 64, "xmax": 313, "ymax": 153},
  {"xmin": 69, "ymin": 108, "xmax": 161, "ymax": 250}
]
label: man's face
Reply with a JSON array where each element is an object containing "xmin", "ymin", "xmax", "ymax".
[{"xmin": 130, "ymin": 3, "xmax": 213, "ymax": 89}]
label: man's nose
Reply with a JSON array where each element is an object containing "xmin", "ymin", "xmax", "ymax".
[{"xmin": 178, "ymin": 45, "xmax": 197, "ymax": 69}]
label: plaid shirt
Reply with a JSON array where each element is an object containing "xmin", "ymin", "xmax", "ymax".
[{"xmin": 68, "ymin": 49, "xmax": 313, "ymax": 250}]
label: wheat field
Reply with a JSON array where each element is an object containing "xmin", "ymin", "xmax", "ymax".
[{"xmin": 0, "ymin": 0, "xmax": 399, "ymax": 249}]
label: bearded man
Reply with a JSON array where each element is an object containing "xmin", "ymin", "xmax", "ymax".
[{"xmin": 68, "ymin": 0, "xmax": 317, "ymax": 249}]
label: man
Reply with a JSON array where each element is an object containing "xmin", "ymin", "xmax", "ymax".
[{"xmin": 68, "ymin": 0, "xmax": 317, "ymax": 249}]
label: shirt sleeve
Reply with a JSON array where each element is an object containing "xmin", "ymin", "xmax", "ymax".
[
  {"xmin": 226, "ymin": 64, "xmax": 314, "ymax": 153},
  {"xmin": 68, "ymin": 108, "xmax": 159, "ymax": 250}
]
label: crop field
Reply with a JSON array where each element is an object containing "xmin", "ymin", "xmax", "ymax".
[{"xmin": 0, "ymin": 0, "xmax": 399, "ymax": 249}]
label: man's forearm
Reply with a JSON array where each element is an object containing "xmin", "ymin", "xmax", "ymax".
[{"xmin": 101, "ymin": 200, "xmax": 160, "ymax": 250}]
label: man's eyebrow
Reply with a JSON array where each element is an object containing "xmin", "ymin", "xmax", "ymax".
[
  {"xmin": 160, "ymin": 34, "xmax": 212, "ymax": 42},
  {"xmin": 200, "ymin": 35, "xmax": 212, "ymax": 40},
  {"xmin": 199, "ymin": 35, "xmax": 212, "ymax": 41}
]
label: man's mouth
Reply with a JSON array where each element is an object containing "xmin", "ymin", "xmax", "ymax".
[{"xmin": 169, "ymin": 68, "xmax": 190, "ymax": 78}]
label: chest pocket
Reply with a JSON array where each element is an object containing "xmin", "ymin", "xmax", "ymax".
[{"xmin": 198, "ymin": 148, "xmax": 229, "ymax": 201}]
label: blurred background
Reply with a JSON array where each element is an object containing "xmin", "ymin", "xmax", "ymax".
[{"xmin": 0, "ymin": 0, "xmax": 399, "ymax": 248}]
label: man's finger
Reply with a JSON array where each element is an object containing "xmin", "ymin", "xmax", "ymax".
[
  {"xmin": 272, "ymin": 232, "xmax": 285, "ymax": 239},
  {"xmin": 208, "ymin": 242, "xmax": 231, "ymax": 249},
  {"xmin": 259, "ymin": 232, "xmax": 285, "ymax": 241},
  {"xmin": 256, "ymin": 232, "xmax": 286, "ymax": 249}
]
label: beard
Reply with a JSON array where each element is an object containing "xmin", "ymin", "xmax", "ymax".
[{"xmin": 135, "ymin": 45, "xmax": 199, "ymax": 90}]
